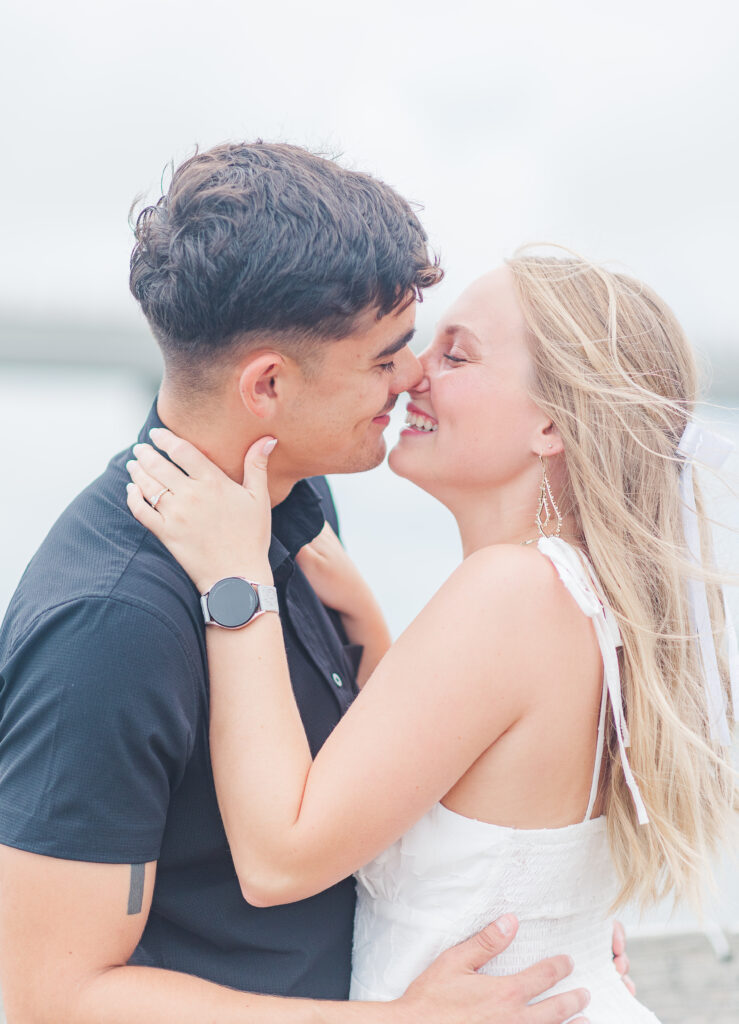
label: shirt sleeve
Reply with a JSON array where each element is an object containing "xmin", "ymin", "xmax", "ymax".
[
  {"xmin": 308, "ymin": 476, "xmax": 341, "ymax": 538},
  {"xmin": 0, "ymin": 596, "xmax": 199, "ymax": 864}
]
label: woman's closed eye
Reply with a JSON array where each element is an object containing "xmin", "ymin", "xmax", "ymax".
[{"xmin": 442, "ymin": 353, "xmax": 466, "ymax": 364}]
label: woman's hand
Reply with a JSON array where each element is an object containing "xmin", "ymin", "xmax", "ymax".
[{"xmin": 125, "ymin": 428, "xmax": 277, "ymax": 594}]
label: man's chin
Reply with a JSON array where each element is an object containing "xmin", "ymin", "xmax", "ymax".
[{"xmin": 330, "ymin": 438, "xmax": 387, "ymax": 476}]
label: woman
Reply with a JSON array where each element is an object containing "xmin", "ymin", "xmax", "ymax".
[{"xmin": 126, "ymin": 251, "xmax": 737, "ymax": 1022}]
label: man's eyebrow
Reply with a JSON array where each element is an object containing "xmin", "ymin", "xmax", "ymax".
[{"xmin": 373, "ymin": 328, "xmax": 416, "ymax": 360}]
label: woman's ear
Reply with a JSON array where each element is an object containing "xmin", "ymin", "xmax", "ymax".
[
  {"xmin": 536, "ymin": 419, "xmax": 564, "ymax": 457},
  {"xmin": 237, "ymin": 352, "xmax": 287, "ymax": 419}
]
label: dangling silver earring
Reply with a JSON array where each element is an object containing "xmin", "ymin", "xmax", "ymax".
[{"xmin": 536, "ymin": 455, "xmax": 562, "ymax": 538}]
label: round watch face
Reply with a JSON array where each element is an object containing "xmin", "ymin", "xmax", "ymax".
[{"xmin": 207, "ymin": 577, "xmax": 259, "ymax": 628}]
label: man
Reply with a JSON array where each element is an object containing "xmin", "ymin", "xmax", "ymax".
[{"xmin": 0, "ymin": 143, "xmax": 602, "ymax": 1022}]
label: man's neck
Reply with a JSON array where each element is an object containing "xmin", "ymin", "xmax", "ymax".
[{"xmin": 156, "ymin": 390, "xmax": 298, "ymax": 508}]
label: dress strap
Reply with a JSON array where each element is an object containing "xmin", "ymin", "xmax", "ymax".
[
  {"xmin": 536, "ymin": 537, "xmax": 649, "ymax": 826},
  {"xmin": 583, "ymin": 675, "xmax": 608, "ymax": 821}
]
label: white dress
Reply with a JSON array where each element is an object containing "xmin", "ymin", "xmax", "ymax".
[{"xmin": 350, "ymin": 537, "xmax": 660, "ymax": 1023}]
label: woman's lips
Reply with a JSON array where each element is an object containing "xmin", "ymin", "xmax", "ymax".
[{"xmin": 403, "ymin": 402, "xmax": 438, "ymax": 433}]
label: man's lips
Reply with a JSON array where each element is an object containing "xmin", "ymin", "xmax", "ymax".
[{"xmin": 373, "ymin": 401, "xmax": 397, "ymax": 422}]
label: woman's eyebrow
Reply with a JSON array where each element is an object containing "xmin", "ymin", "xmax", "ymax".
[
  {"xmin": 443, "ymin": 324, "xmax": 482, "ymax": 350},
  {"xmin": 372, "ymin": 328, "xmax": 416, "ymax": 361}
]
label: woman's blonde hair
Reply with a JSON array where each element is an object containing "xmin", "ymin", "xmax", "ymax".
[{"xmin": 507, "ymin": 246, "xmax": 737, "ymax": 911}]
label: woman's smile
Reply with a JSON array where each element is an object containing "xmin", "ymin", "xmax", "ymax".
[{"xmin": 402, "ymin": 402, "xmax": 438, "ymax": 435}]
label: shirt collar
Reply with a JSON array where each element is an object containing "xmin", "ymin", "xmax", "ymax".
[{"xmin": 137, "ymin": 401, "xmax": 324, "ymax": 579}]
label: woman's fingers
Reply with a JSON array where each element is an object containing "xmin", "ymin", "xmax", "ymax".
[
  {"xmin": 123, "ymin": 432, "xmax": 276, "ymax": 593},
  {"xmin": 126, "ymin": 482, "xmax": 165, "ymax": 538},
  {"xmin": 125, "ymin": 459, "xmax": 171, "ymax": 512},
  {"xmin": 132, "ymin": 442, "xmax": 190, "ymax": 492},
  {"xmin": 148, "ymin": 427, "xmax": 220, "ymax": 480}
]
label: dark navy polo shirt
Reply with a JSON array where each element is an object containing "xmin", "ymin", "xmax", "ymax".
[{"xmin": 0, "ymin": 401, "xmax": 359, "ymax": 998}]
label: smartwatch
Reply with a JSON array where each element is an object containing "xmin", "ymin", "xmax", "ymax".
[{"xmin": 201, "ymin": 577, "xmax": 279, "ymax": 629}]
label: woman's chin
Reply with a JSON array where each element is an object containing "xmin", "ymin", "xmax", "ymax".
[
  {"xmin": 387, "ymin": 443, "xmax": 409, "ymax": 478},
  {"xmin": 388, "ymin": 448, "xmax": 448, "ymax": 509},
  {"xmin": 388, "ymin": 443, "xmax": 424, "ymax": 485}
]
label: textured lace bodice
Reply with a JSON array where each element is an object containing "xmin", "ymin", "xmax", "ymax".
[{"xmin": 350, "ymin": 538, "xmax": 660, "ymax": 1023}]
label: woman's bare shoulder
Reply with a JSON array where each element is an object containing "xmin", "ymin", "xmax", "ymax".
[
  {"xmin": 441, "ymin": 542, "xmax": 563, "ymax": 610},
  {"xmin": 423, "ymin": 543, "xmax": 593, "ymax": 684}
]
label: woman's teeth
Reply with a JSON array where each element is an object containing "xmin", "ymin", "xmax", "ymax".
[{"xmin": 405, "ymin": 411, "xmax": 438, "ymax": 432}]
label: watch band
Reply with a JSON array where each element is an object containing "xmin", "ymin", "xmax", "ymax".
[
  {"xmin": 201, "ymin": 577, "xmax": 279, "ymax": 628},
  {"xmin": 253, "ymin": 583, "xmax": 280, "ymax": 616}
]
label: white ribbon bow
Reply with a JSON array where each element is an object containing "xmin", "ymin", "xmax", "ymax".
[{"xmin": 676, "ymin": 422, "xmax": 738, "ymax": 746}]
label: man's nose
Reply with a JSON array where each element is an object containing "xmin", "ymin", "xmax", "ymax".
[
  {"xmin": 391, "ymin": 345, "xmax": 424, "ymax": 394},
  {"xmin": 405, "ymin": 343, "xmax": 432, "ymax": 394}
]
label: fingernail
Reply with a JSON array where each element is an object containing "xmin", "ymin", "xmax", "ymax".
[
  {"xmin": 496, "ymin": 913, "xmax": 516, "ymax": 936},
  {"xmin": 149, "ymin": 428, "xmax": 163, "ymax": 439},
  {"xmin": 262, "ymin": 438, "xmax": 278, "ymax": 456}
]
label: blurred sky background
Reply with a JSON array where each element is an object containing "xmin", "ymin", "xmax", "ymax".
[
  {"xmin": 1, "ymin": 0, "xmax": 738, "ymax": 383},
  {"xmin": 0, "ymin": 0, "xmax": 737, "ymax": 938}
]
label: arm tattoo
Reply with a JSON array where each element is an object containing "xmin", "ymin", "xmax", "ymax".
[{"xmin": 127, "ymin": 863, "xmax": 145, "ymax": 915}]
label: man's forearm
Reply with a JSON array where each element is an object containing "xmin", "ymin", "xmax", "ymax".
[{"xmin": 64, "ymin": 964, "xmax": 399, "ymax": 1024}]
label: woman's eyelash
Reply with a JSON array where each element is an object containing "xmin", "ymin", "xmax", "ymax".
[{"xmin": 443, "ymin": 353, "xmax": 466, "ymax": 363}]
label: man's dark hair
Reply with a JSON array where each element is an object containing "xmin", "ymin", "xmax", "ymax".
[{"xmin": 129, "ymin": 142, "xmax": 442, "ymax": 373}]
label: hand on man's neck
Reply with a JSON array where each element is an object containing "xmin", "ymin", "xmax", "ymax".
[{"xmin": 156, "ymin": 389, "xmax": 297, "ymax": 509}]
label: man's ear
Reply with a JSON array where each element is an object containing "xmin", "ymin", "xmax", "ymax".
[{"xmin": 237, "ymin": 352, "xmax": 288, "ymax": 419}]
